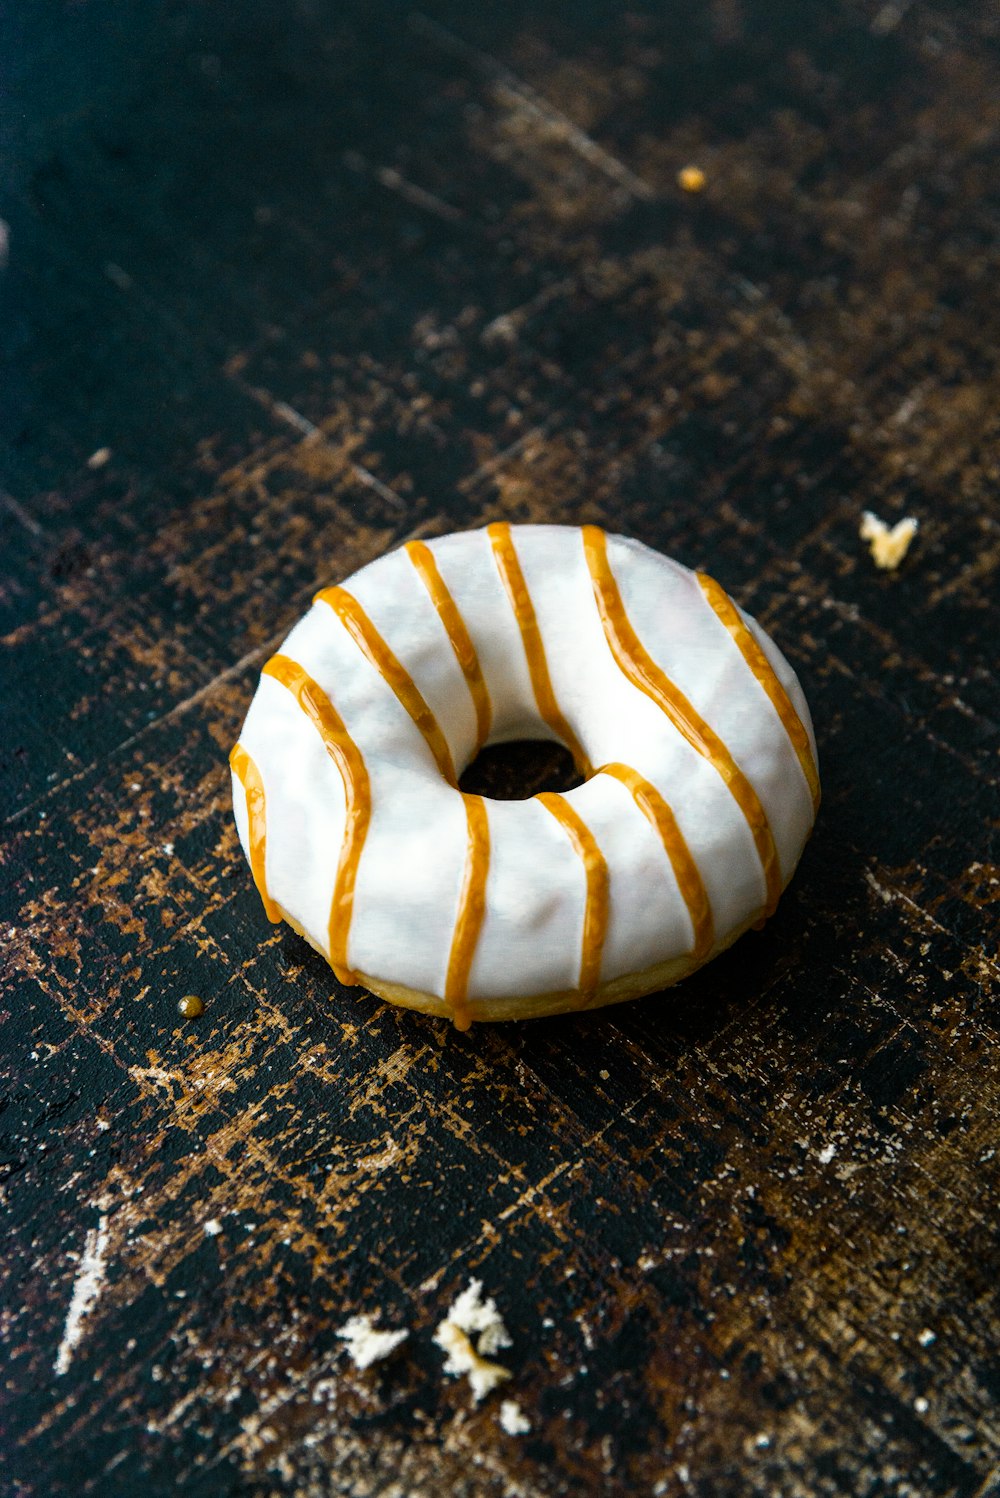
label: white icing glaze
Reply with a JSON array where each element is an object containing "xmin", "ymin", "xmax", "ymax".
[{"xmin": 231, "ymin": 524, "xmax": 819, "ymax": 1014}]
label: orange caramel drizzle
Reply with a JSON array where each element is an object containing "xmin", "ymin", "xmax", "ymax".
[
  {"xmin": 487, "ymin": 522, "xmax": 591, "ymax": 776},
  {"xmin": 536, "ymin": 792, "xmax": 609, "ymax": 1000},
  {"xmin": 598, "ymin": 762, "xmax": 714, "ymax": 961},
  {"xmin": 696, "ymin": 572, "xmax": 821, "ymax": 814},
  {"xmin": 262, "ymin": 654, "xmax": 370, "ymax": 985},
  {"xmin": 315, "ymin": 586, "xmax": 458, "ymax": 786},
  {"xmin": 444, "ymin": 794, "xmax": 491, "ymax": 1031},
  {"xmin": 229, "ymin": 743, "xmax": 282, "ymax": 924},
  {"xmin": 405, "ymin": 541, "xmax": 493, "ymax": 753},
  {"xmin": 582, "ymin": 525, "xmax": 782, "ymax": 917}
]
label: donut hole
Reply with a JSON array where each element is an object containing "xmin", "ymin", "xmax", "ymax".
[{"xmin": 458, "ymin": 739, "xmax": 584, "ymax": 802}]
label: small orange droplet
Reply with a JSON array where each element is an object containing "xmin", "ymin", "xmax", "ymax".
[
  {"xmin": 678, "ymin": 165, "xmax": 706, "ymax": 194},
  {"xmin": 178, "ymin": 994, "xmax": 205, "ymax": 1019}
]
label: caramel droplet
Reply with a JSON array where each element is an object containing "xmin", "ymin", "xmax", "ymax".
[
  {"xmin": 178, "ymin": 994, "xmax": 205, "ymax": 1019},
  {"xmin": 678, "ymin": 165, "xmax": 706, "ymax": 193}
]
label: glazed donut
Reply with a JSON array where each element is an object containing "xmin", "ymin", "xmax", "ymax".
[{"xmin": 230, "ymin": 524, "xmax": 819, "ymax": 1028}]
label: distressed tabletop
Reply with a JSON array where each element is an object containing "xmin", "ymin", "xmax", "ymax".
[{"xmin": 3, "ymin": 2, "xmax": 1000, "ymax": 1494}]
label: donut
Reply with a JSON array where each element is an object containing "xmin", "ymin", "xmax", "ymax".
[{"xmin": 230, "ymin": 523, "xmax": 819, "ymax": 1028}]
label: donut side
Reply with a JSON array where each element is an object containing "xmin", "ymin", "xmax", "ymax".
[{"xmin": 282, "ymin": 904, "xmax": 766, "ymax": 1023}]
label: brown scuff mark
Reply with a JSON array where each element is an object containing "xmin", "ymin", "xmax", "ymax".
[
  {"xmin": 468, "ymin": 79, "xmax": 647, "ymax": 231},
  {"xmin": 864, "ymin": 859, "xmax": 1000, "ymax": 969},
  {"xmin": 960, "ymin": 862, "xmax": 1000, "ymax": 909},
  {"xmin": 29, "ymin": 1081, "xmax": 431, "ymax": 1399}
]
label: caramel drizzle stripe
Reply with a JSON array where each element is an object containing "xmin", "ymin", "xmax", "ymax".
[
  {"xmin": 536, "ymin": 792, "xmax": 608, "ymax": 999},
  {"xmin": 487, "ymin": 522, "xmax": 591, "ymax": 775},
  {"xmin": 262, "ymin": 654, "xmax": 370, "ymax": 985},
  {"xmin": 444, "ymin": 793, "xmax": 491, "ymax": 1032},
  {"xmin": 581, "ymin": 525, "xmax": 783, "ymax": 916},
  {"xmin": 696, "ymin": 572, "xmax": 821, "ymax": 814},
  {"xmin": 229, "ymin": 743, "xmax": 282, "ymax": 924},
  {"xmin": 316, "ymin": 586, "xmax": 458, "ymax": 786},
  {"xmin": 405, "ymin": 540, "xmax": 493, "ymax": 752},
  {"xmin": 598, "ymin": 762, "xmax": 714, "ymax": 961}
]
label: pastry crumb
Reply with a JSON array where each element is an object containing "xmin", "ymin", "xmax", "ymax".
[
  {"xmin": 860, "ymin": 510, "xmax": 918, "ymax": 570},
  {"xmin": 678, "ymin": 165, "xmax": 706, "ymax": 193},
  {"xmin": 499, "ymin": 1398, "xmax": 531, "ymax": 1435},
  {"xmin": 337, "ymin": 1313, "xmax": 408, "ymax": 1370},
  {"xmin": 87, "ymin": 447, "xmax": 112, "ymax": 469},
  {"xmin": 434, "ymin": 1279, "xmax": 513, "ymax": 1402}
]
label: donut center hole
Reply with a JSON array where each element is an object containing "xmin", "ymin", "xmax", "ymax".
[{"xmin": 458, "ymin": 739, "xmax": 584, "ymax": 802}]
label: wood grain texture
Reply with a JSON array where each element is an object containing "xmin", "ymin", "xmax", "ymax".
[{"xmin": 3, "ymin": 1, "xmax": 999, "ymax": 1494}]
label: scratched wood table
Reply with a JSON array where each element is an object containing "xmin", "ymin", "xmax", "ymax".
[{"xmin": 3, "ymin": 2, "xmax": 1000, "ymax": 1494}]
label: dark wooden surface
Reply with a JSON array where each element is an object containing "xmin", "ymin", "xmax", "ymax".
[{"xmin": 3, "ymin": 3, "xmax": 1000, "ymax": 1494}]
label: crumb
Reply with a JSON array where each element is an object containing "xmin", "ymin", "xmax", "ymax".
[
  {"xmin": 499, "ymin": 1398, "xmax": 531, "ymax": 1435},
  {"xmin": 816, "ymin": 1142, "xmax": 836, "ymax": 1164},
  {"xmin": 87, "ymin": 447, "xmax": 112, "ymax": 470},
  {"xmin": 914, "ymin": 1396, "xmax": 929, "ymax": 1414},
  {"xmin": 203, "ymin": 1219, "xmax": 223, "ymax": 1237},
  {"xmin": 337, "ymin": 1313, "xmax": 408, "ymax": 1370},
  {"xmin": 860, "ymin": 510, "xmax": 918, "ymax": 570},
  {"xmin": 436, "ymin": 1321, "xmax": 511, "ymax": 1402},
  {"xmin": 434, "ymin": 1279, "xmax": 512, "ymax": 1402},
  {"xmin": 678, "ymin": 165, "xmax": 706, "ymax": 193},
  {"xmin": 918, "ymin": 1328, "xmax": 936, "ymax": 1347},
  {"xmin": 162, "ymin": 842, "xmax": 175, "ymax": 856}
]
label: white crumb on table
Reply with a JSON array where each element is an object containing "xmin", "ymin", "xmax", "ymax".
[
  {"xmin": 860, "ymin": 510, "xmax": 919, "ymax": 570},
  {"xmin": 499, "ymin": 1398, "xmax": 532, "ymax": 1435},
  {"xmin": 54, "ymin": 1214, "xmax": 111, "ymax": 1375},
  {"xmin": 203, "ymin": 1218, "xmax": 223, "ymax": 1237},
  {"xmin": 434, "ymin": 1278, "xmax": 513, "ymax": 1402},
  {"xmin": 336, "ymin": 1313, "xmax": 408, "ymax": 1370}
]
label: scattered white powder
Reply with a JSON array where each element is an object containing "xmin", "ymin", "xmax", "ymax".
[
  {"xmin": 860, "ymin": 511, "xmax": 919, "ymax": 570},
  {"xmin": 55, "ymin": 1215, "xmax": 111, "ymax": 1375},
  {"xmin": 434, "ymin": 1279, "xmax": 513, "ymax": 1402},
  {"xmin": 336, "ymin": 1314, "xmax": 408, "ymax": 1371},
  {"xmin": 499, "ymin": 1398, "xmax": 531, "ymax": 1435}
]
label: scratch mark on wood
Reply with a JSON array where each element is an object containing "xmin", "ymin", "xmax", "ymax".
[
  {"xmin": 409, "ymin": 12, "xmax": 655, "ymax": 201},
  {"xmin": 0, "ymin": 489, "xmax": 48, "ymax": 541}
]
